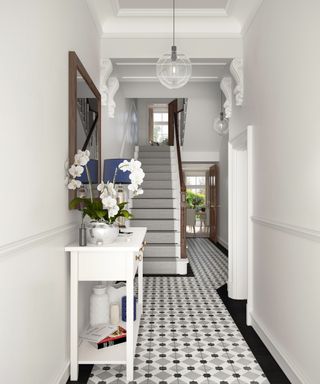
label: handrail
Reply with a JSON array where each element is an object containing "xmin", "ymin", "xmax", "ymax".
[
  {"xmin": 173, "ymin": 106, "xmax": 187, "ymax": 259},
  {"xmin": 173, "ymin": 111, "xmax": 186, "ymax": 193}
]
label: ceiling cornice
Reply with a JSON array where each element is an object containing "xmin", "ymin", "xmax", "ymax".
[
  {"xmin": 111, "ymin": 0, "xmax": 235, "ymax": 17},
  {"xmin": 102, "ymin": 32, "xmax": 242, "ymax": 39}
]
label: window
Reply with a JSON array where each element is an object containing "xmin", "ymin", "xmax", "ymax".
[{"xmin": 149, "ymin": 105, "xmax": 168, "ymax": 143}]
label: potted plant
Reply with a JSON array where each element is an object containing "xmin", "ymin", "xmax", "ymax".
[{"xmin": 66, "ymin": 150, "xmax": 144, "ymax": 244}]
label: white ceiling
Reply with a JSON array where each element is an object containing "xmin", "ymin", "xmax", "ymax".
[{"xmin": 87, "ymin": 0, "xmax": 264, "ymax": 37}]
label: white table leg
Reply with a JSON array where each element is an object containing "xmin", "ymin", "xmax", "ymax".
[
  {"xmin": 126, "ymin": 261, "xmax": 134, "ymax": 382},
  {"xmin": 70, "ymin": 251, "xmax": 79, "ymax": 381},
  {"xmin": 138, "ymin": 259, "xmax": 143, "ymax": 309}
]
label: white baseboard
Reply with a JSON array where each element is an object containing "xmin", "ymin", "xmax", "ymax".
[
  {"xmin": 55, "ymin": 362, "xmax": 69, "ymax": 384},
  {"xmin": 250, "ymin": 312, "xmax": 312, "ymax": 384},
  {"xmin": 217, "ymin": 236, "xmax": 228, "ymax": 250}
]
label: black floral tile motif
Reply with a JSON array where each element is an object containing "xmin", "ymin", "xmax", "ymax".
[{"xmin": 88, "ymin": 239, "xmax": 269, "ymax": 384}]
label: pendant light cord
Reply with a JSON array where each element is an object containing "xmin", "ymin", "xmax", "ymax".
[{"xmin": 173, "ymin": 0, "xmax": 175, "ymax": 46}]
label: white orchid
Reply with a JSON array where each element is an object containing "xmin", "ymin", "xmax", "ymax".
[
  {"xmin": 135, "ymin": 188, "xmax": 144, "ymax": 196},
  {"xmin": 69, "ymin": 164, "xmax": 84, "ymax": 178},
  {"xmin": 68, "ymin": 179, "xmax": 82, "ymax": 190},
  {"xmin": 102, "ymin": 195, "xmax": 117, "ymax": 210},
  {"xmin": 119, "ymin": 159, "xmax": 142, "ymax": 173},
  {"xmin": 97, "ymin": 181, "xmax": 105, "ymax": 192},
  {"xmin": 106, "ymin": 182, "xmax": 117, "ymax": 198},
  {"xmin": 108, "ymin": 204, "xmax": 120, "ymax": 218},
  {"xmin": 74, "ymin": 149, "xmax": 90, "ymax": 166}
]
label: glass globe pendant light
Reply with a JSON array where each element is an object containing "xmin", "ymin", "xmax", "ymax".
[
  {"xmin": 156, "ymin": 0, "xmax": 192, "ymax": 89},
  {"xmin": 214, "ymin": 91, "xmax": 229, "ymax": 135}
]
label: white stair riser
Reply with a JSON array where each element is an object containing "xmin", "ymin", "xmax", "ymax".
[
  {"xmin": 146, "ymin": 232, "xmax": 180, "ymax": 243},
  {"xmin": 143, "ymin": 180, "xmax": 173, "ymax": 189},
  {"xmin": 143, "ymin": 165, "xmax": 174, "ymax": 173},
  {"xmin": 132, "ymin": 199, "xmax": 176, "ymax": 209},
  {"xmin": 139, "ymin": 145, "xmax": 172, "ymax": 152},
  {"xmin": 144, "ymin": 173, "xmax": 175, "ymax": 181},
  {"xmin": 144, "ymin": 245, "xmax": 180, "ymax": 258},
  {"xmin": 140, "ymin": 158, "xmax": 172, "ymax": 165},
  {"xmin": 131, "ymin": 219, "xmax": 178, "ymax": 231},
  {"xmin": 131, "ymin": 208, "xmax": 178, "ymax": 219},
  {"xmin": 143, "ymin": 259, "xmax": 188, "ymax": 275},
  {"xmin": 136, "ymin": 189, "xmax": 174, "ymax": 198},
  {"xmin": 139, "ymin": 152, "xmax": 172, "ymax": 158}
]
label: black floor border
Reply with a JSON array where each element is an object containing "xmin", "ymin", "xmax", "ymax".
[
  {"xmin": 216, "ymin": 284, "xmax": 290, "ymax": 384},
  {"xmin": 67, "ymin": 364, "xmax": 93, "ymax": 383}
]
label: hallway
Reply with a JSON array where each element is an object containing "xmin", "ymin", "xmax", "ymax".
[{"xmin": 87, "ymin": 239, "xmax": 268, "ymax": 384}]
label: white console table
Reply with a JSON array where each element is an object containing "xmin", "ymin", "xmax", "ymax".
[{"xmin": 65, "ymin": 227, "xmax": 147, "ymax": 382}]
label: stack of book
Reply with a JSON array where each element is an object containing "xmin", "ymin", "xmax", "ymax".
[{"xmin": 81, "ymin": 324, "xmax": 127, "ymax": 349}]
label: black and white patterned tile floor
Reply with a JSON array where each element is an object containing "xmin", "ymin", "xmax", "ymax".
[{"xmin": 88, "ymin": 239, "xmax": 269, "ymax": 384}]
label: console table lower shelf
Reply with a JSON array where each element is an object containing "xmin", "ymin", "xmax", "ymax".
[{"xmin": 78, "ymin": 304, "xmax": 142, "ymax": 365}]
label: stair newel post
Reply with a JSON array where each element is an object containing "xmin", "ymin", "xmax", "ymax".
[{"xmin": 169, "ymin": 98, "xmax": 187, "ymax": 259}]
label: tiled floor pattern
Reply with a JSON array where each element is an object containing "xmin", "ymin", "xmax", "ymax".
[{"xmin": 88, "ymin": 239, "xmax": 269, "ymax": 384}]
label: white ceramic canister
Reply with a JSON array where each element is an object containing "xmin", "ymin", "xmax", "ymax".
[{"xmin": 90, "ymin": 284, "xmax": 109, "ymax": 326}]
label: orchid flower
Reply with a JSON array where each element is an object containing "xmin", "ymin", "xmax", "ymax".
[
  {"xmin": 68, "ymin": 179, "xmax": 82, "ymax": 190},
  {"xmin": 69, "ymin": 164, "xmax": 84, "ymax": 178},
  {"xmin": 74, "ymin": 149, "xmax": 90, "ymax": 166}
]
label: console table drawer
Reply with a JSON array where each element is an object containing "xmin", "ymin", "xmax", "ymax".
[{"xmin": 78, "ymin": 252, "xmax": 127, "ymax": 281}]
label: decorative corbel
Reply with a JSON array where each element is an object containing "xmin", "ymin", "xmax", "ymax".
[
  {"xmin": 100, "ymin": 58, "xmax": 113, "ymax": 106},
  {"xmin": 220, "ymin": 77, "xmax": 232, "ymax": 119},
  {"xmin": 107, "ymin": 77, "xmax": 119, "ymax": 119},
  {"xmin": 230, "ymin": 58, "xmax": 244, "ymax": 106}
]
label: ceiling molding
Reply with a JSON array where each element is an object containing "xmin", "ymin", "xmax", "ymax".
[
  {"xmin": 116, "ymin": 8, "xmax": 228, "ymax": 17},
  {"xmin": 240, "ymin": 0, "xmax": 264, "ymax": 35},
  {"xmin": 120, "ymin": 76, "xmax": 219, "ymax": 82},
  {"xmin": 115, "ymin": 62, "xmax": 227, "ymax": 66},
  {"xmin": 111, "ymin": 0, "xmax": 234, "ymax": 17},
  {"xmin": 102, "ymin": 32, "xmax": 242, "ymax": 39},
  {"xmin": 85, "ymin": 0, "xmax": 103, "ymax": 36}
]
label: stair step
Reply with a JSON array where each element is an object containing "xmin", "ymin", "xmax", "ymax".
[
  {"xmin": 132, "ymin": 198, "xmax": 175, "ymax": 209},
  {"xmin": 143, "ymin": 180, "xmax": 173, "ymax": 189},
  {"xmin": 131, "ymin": 208, "xmax": 178, "ymax": 219},
  {"xmin": 137, "ymin": 189, "xmax": 174, "ymax": 198},
  {"xmin": 131, "ymin": 219, "xmax": 178, "ymax": 231},
  {"xmin": 143, "ymin": 165, "xmax": 172, "ymax": 173},
  {"xmin": 139, "ymin": 151, "xmax": 171, "ymax": 158},
  {"xmin": 143, "ymin": 257, "xmax": 188, "ymax": 275},
  {"xmin": 143, "ymin": 244, "xmax": 180, "ymax": 257},
  {"xmin": 144, "ymin": 172, "xmax": 173, "ymax": 181},
  {"xmin": 140, "ymin": 158, "xmax": 172, "ymax": 165},
  {"xmin": 146, "ymin": 231, "xmax": 179, "ymax": 244},
  {"xmin": 139, "ymin": 145, "xmax": 171, "ymax": 152}
]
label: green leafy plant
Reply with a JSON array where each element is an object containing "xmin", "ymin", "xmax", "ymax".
[
  {"xmin": 186, "ymin": 190, "xmax": 205, "ymax": 209},
  {"xmin": 69, "ymin": 198, "xmax": 132, "ymax": 224}
]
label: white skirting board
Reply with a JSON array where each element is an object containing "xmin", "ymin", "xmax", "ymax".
[
  {"xmin": 55, "ymin": 363, "xmax": 69, "ymax": 384},
  {"xmin": 250, "ymin": 312, "xmax": 312, "ymax": 384}
]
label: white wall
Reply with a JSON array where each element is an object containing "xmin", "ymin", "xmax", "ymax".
[
  {"xmin": 0, "ymin": 1, "xmax": 100, "ymax": 383},
  {"xmin": 217, "ymin": 136, "xmax": 228, "ymax": 248},
  {"xmin": 230, "ymin": 1, "xmax": 320, "ymax": 382},
  {"xmin": 102, "ymin": 90, "xmax": 138, "ymax": 160}
]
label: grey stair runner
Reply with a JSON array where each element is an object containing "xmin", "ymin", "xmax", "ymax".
[{"xmin": 131, "ymin": 145, "xmax": 181, "ymax": 274}]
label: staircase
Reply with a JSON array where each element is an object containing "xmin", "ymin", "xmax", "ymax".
[{"xmin": 130, "ymin": 145, "xmax": 188, "ymax": 274}]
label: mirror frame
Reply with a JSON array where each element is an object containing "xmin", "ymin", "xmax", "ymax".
[{"xmin": 68, "ymin": 51, "xmax": 101, "ymax": 204}]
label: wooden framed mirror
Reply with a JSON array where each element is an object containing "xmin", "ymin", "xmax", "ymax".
[{"xmin": 69, "ymin": 51, "xmax": 101, "ymax": 204}]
